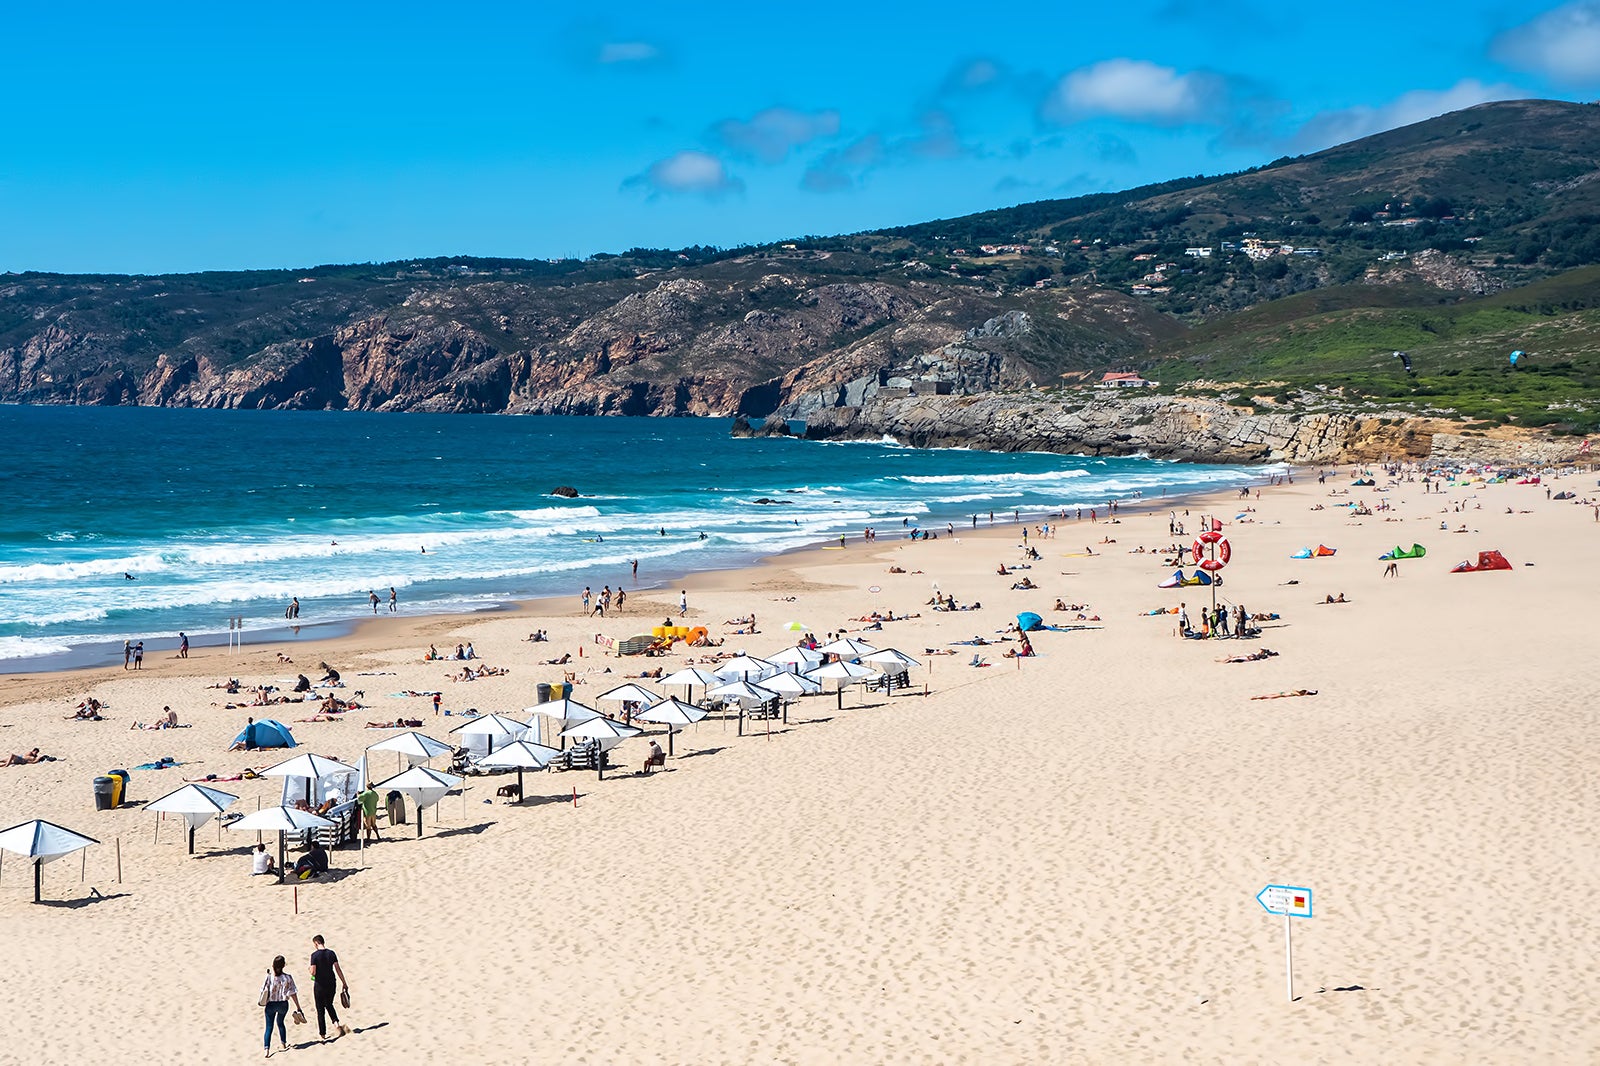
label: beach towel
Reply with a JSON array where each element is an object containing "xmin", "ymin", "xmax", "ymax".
[{"xmin": 133, "ymin": 757, "xmax": 181, "ymax": 771}]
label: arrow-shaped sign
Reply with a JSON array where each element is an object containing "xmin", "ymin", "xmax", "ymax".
[{"xmin": 1257, "ymin": 884, "xmax": 1312, "ymax": 918}]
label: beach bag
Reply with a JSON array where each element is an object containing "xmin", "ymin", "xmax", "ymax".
[
  {"xmin": 340, "ymin": 987, "xmax": 351, "ymax": 1009},
  {"xmin": 259, "ymin": 975, "xmax": 270, "ymax": 1007}
]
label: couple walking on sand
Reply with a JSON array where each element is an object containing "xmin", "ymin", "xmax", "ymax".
[{"xmin": 257, "ymin": 934, "xmax": 352, "ymax": 1056}]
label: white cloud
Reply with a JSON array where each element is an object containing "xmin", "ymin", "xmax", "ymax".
[
  {"xmin": 1296, "ymin": 79, "xmax": 1525, "ymax": 150},
  {"xmin": 1492, "ymin": 1, "xmax": 1600, "ymax": 86},
  {"xmin": 713, "ymin": 108, "xmax": 841, "ymax": 164},
  {"xmin": 624, "ymin": 151, "xmax": 742, "ymax": 198},
  {"xmin": 598, "ymin": 41, "xmax": 661, "ymax": 64},
  {"xmin": 1045, "ymin": 59, "xmax": 1223, "ymax": 124}
]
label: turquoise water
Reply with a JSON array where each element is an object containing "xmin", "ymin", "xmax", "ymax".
[{"xmin": 0, "ymin": 405, "xmax": 1264, "ymax": 667}]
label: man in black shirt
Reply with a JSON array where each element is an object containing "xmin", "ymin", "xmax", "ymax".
[{"xmin": 309, "ymin": 934, "xmax": 350, "ymax": 1041}]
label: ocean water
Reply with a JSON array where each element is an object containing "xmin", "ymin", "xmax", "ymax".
[{"xmin": 0, "ymin": 405, "xmax": 1264, "ymax": 668}]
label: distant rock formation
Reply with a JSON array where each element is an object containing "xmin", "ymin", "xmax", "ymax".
[{"xmin": 770, "ymin": 391, "xmax": 1594, "ymax": 465}]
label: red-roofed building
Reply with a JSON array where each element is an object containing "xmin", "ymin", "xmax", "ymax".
[{"xmin": 1098, "ymin": 372, "xmax": 1155, "ymax": 388}]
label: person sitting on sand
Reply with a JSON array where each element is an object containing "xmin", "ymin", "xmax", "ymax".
[
  {"xmin": 251, "ymin": 843, "xmax": 276, "ymax": 877},
  {"xmin": 5, "ymin": 748, "xmax": 46, "ymax": 765},
  {"xmin": 275, "ymin": 653, "xmax": 293, "ymax": 664},
  {"xmin": 67, "ymin": 704, "xmax": 105, "ymax": 721},
  {"xmin": 996, "ymin": 563, "xmax": 1009, "ymax": 575},
  {"xmin": 317, "ymin": 662, "xmax": 341, "ymax": 684},
  {"xmin": 292, "ymin": 840, "xmax": 329, "ymax": 880}
]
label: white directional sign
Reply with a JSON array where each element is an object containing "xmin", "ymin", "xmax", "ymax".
[
  {"xmin": 1256, "ymin": 884, "xmax": 1313, "ymax": 918},
  {"xmin": 1257, "ymin": 883, "xmax": 1313, "ymax": 1002}
]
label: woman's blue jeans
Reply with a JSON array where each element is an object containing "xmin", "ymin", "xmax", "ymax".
[{"xmin": 263, "ymin": 1001, "xmax": 288, "ymax": 1048}]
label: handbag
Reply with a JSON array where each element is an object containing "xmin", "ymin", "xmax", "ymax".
[
  {"xmin": 340, "ymin": 987, "xmax": 351, "ymax": 1010},
  {"xmin": 259, "ymin": 976, "xmax": 270, "ymax": 1008}
]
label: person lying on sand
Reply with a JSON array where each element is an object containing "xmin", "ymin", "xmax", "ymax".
[
  {"xmin": 365, "ymin": 718, "xmax": 425, "ymax": 729},
  {"xmin": 1320, "ymin": 593, "xmax": 1349, "ymax": 604},
  {"xmin": 1250, "ymin": 689, "xmax": 1318, "ymax": 700},
  {"xmin": 4, "ymin": 748, "xmax": 50, "ymax": 765},
  {"xmin": 543, "ymin": 653, "xmax": 572, "ymax": 665},
  {"xmin": 1218, "ymin": 648, "xmax": 1279, "ymax": 663},
  {"xmin": 275, "ymin": 653, "xmax": 293, "ymax": 664},
  {"xmin": 887, "ymin": 566, "xmax": 906, "ymax": 574},
  {"xmin": 631, "ymin": 667, "xmax": 664, "ymax": 679}
]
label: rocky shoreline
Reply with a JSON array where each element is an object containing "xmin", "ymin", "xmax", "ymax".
[{"xmin": 733, "ymin": 392, "xmax": 1592, "ymax": 466}]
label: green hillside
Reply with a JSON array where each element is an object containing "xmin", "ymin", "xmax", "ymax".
[{"xmin": 1143, "ymin": 267, "xmax": 1600, "ymax": 431}]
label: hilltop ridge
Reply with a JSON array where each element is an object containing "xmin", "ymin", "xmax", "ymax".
[{"xmin": 3, "ymin": 99, "xmax": 1599, "ymax": 453}]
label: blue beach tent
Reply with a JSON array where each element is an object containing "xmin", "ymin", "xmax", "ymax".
[
  {"xmin": 1017, "ymin": 612, "xmax": 1043, "ymax": 632},
  {"xmin": 230, "ymin": 719, "xmax": 296, "ymax": 750}
]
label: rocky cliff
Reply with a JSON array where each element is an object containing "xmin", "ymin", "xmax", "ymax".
[
  {"xmin": 736, "ymin": 392, "xmax": 1594, "ymax": 465},
  {"xmin": 0, "ymin": 262, "xmax": 1170, "ymax": 418}
]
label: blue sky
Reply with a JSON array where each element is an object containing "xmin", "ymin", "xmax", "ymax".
[{"xmin": 3, "ymin": 0, "xmax": 1598, "ymax": 273}]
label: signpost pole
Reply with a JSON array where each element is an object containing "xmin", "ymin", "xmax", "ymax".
[{"xmin": 1284, "ymin": 909, "xmax": 1293, "ymax": 1002}]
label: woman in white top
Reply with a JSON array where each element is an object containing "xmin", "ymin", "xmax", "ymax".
[{"xmin": 260, "ymin": 955, "xmax": 303, "ymax": 1056}]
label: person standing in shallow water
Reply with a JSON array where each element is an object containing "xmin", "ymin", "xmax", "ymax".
[
  {"xmin": 388, "ymin": 587, "xmax": 397, "ymax": 613},
  {"xmin": 368, "ymin": 590, "xmax": 379, "ymax": 614}
]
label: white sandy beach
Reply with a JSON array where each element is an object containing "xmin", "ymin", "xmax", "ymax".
[{"xmin": 0, "ymin": 469, "xmax": 1597, "ymax": 1064}]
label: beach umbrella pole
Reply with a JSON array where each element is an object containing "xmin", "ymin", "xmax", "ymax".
[
  {"xmin": 188, "ymin": 825, "xmax": 196, "ymax": 856},
  {"xmin": 34, "ymin": 859, "xmax": 41, "ymax": 904},
  {"xmin": 667, "ymin": 728, "xmax": 674, "ymax": 757}
]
